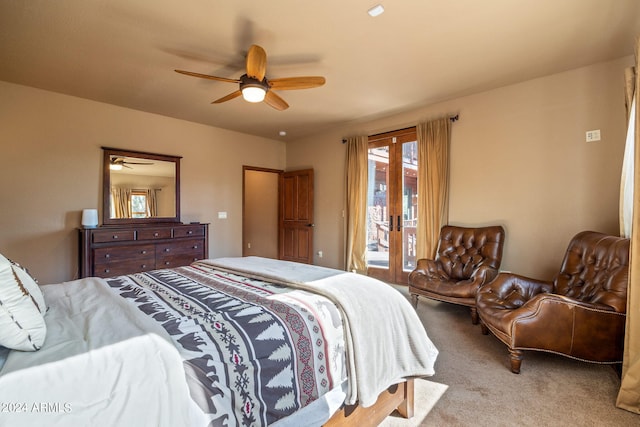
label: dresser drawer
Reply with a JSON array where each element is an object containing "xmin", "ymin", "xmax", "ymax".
[
  {"xmin": 173, "ymin": 225, "xmax": 205, "ymax": 238},
  {"xmin": 94, "ymin": 245, "xmax": 155, "ymax": 263},
  {"xmin": 92, "ymin": 229, "xmax": 135, "ymax": 243},
  {"xmin": 137, "ymin": 228, "xmax": 172, "ymax": 240},
  {"xmin": 93, "ymin": 260, "xmax": 156, "ymax": 278},
  {"xmin": 156, "ymin": 239, "xmax": 204, "ymax": 256},
  {"xmin": 156, "ymin": 239, "xmax": 205, "ymax": 267}
]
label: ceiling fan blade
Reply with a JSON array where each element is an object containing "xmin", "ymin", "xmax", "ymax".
[
  {"xmin": 175, "ymin": 69, "xmax": 240, "ymax": 84},
  {"xmin": 124, "ymin": 162, "xmax": 153, "ymax": 165},
  {"xmin": 246, "ymin": 45, "xmax": 267, "ymax": 81},
  {"xmin": 264, "ymin": 91, "xmax": 289, "ymax": 111},
  {"xmin": 212, "ymin": 90, "xmax": 242, "ymax": 104},
  {"xmin": 269, "ymin": 76, "xmax": 326, "ymax": 90}
]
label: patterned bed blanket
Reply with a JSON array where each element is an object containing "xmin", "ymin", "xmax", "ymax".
[
  {"xmin": 105, "ymin": 262, "xmax": 348, "ymax": 427},
  {"xmin": 197, "ymin": 257, "xmax": 439, "ymax": 408}
]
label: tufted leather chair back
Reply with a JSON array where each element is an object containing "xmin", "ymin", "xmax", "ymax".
[
  {"xmin": 553, "ymin": 231, "xmax": 630, "ymax": 313},
  {"xmin": 436, "ymin": 225, "xmax": 505, "ymax": 281}
]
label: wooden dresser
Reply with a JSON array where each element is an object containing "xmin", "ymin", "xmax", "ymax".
[{"xmin": 79, "ymin": 223, "xmax": 208, "ymax": 278}]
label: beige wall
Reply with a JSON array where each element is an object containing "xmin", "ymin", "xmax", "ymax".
[
  {"xmin": 287, "ymin": 56, "xmax": 632, "ymax": 279},
  {"xmin": 0, "ymin": 81, "xmax": 285, "ymax": 284}
]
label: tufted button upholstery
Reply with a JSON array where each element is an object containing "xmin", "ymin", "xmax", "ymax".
[
  {"xmin": 408, "ymin": 225, "xmax": 505, "ymax": 324},
  {"xmin": 476, "ymin": 231, "xmax": 630, "ymax": 373}
]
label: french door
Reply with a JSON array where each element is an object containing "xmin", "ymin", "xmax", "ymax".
[{"xmin": 366, "ymin": 128, "xmax": 418, "ymax": 284}]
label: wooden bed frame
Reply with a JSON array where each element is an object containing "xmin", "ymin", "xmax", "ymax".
[{"xmin": 323, "ymin": 379, "xmax": 415, "ymax": 426}]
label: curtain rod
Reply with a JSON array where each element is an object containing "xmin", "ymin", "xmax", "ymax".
[{"xmin": 342, "ymin": 114, "xmax": 459, "ymax": 143}]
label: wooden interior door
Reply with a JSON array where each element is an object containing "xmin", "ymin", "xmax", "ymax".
[{"xmin": 279, "ymin": 169, "xmax": 314, "ymax": 264}]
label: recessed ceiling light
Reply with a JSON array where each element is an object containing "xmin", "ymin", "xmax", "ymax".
[
  {"xmin": 368, "ymin": 4, "xmax": 385, "ymax": 17},
  {"xmin": 279, "ymin": 131, "xmax": 287, "ymax": 136}
]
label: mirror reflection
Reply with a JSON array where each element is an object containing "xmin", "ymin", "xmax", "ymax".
[
  {"xmin": 109, "ymin": 156, "xmax": 176, "ymax": 219},
  {"xmin": 102, "ymin": 147, "xmax": 181, "ymax": 225}
]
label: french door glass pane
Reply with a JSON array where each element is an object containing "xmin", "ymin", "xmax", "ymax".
[
  {"xmin": 366, "ymin": 146, "xmax": 390, "ymax": 269},
  {"xmin": 402, "ymin": 141, "xmax": 418, "ymax": 271}
]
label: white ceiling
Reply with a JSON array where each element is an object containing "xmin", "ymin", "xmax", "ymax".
[{"xmin": 1, "ymin": 0, "xmax": 639, "ymax": 141}]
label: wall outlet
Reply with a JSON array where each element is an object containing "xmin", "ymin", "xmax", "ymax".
[{"xmin": 586, "ymin": 129, "xmax": 601, "ymax": 142}]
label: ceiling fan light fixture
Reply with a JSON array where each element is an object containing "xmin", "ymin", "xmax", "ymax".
[
  {"xmin": 240, "ymin": 74, "xmax": 268, "ymax": 103},
  {"xmin": 109, "ymin": 163, "xmax": 123, "ymax": 171},
  {"xmin": 242, "ymin": 86, "xmax": 266, "ymax": 103}
]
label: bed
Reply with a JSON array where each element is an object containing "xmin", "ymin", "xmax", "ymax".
[{"xmin": 0, "ymin": 256, "xmax": 438, "ymax": 426}]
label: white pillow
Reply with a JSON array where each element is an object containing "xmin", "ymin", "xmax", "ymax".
[{"xmin": 0, "ymin": 254, "xmax": 47, "ymax": 351}]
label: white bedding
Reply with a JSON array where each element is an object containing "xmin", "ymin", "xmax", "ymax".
[{"xmin": 0, "ymin": 277, "xmax": 206, "ymax": 427}]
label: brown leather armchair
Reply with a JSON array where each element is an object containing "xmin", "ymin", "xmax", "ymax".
[
  {"xmin": 408, "ymin": 225, "xmax": 505, "ymax": 324},
  {"xmin": 476, "ymin": 231, "xmax": 630, "ymax": 373}
]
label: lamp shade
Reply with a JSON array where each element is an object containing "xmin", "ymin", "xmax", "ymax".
[{"xmin": 81, "ymin": 209, "xmax": 99, "ymax": 228}]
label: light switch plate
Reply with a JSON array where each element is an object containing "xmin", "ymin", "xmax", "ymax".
[
  {"xmin": 218, "ymin": 211, "xmax": 227, "ymax": 219},
  {"xmin": 586, "ymin": 129, "xmax": 601, "ymax": 142}
]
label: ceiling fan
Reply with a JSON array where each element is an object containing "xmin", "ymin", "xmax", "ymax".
[
  {"xmin": 175, "ymin": 45, "xmax": 325, "ymax": 111},
  {"xmin": 110, "ymin": 157, "xmax": 153, "ymax": 171}
]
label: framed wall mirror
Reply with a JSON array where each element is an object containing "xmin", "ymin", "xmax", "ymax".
[{"xmin": 102, "ymin": 147, "xmax": 181, "ymax": 225}]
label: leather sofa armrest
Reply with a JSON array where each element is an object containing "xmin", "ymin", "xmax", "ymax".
[
  {"xmin": 411, "ymin": 258, "xmax": 445, "ymax": 280},
  {"xmin": 510, "ymin": 293, "xmax": 625, "ymax": 361},
  {"xmin": 478, "ymin": 273, "xmax": 554, "ymax": 309},
  {"xmin": 531, "ymin": 293, "xmax": 617, "ymax": 313}
]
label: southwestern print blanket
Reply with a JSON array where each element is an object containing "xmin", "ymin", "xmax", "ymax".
[
  {"xmin": 104, "ymin": 264, "xmax": 347, "ymax": 427},
  {"xmin": 197, "ymin": 257, "xmax": 439, "ymax": 408}
]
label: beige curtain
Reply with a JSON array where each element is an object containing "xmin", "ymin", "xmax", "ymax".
[
  {"xmin": 345, "ymin": 136, "xmax": 368, "ymax": 273},
  {"xmin": 146, "ymin": 189, "xmax": 158, "ymax": 217},
  {"xmin": 617, "ymin": 37, "xmax": 640, "ymax": 414},
  {"xmin": 111, "ymin": 187, "xmax": 131, "ymax": 219},
  {"xmin": 620, "ymin": 66, "xmax": 636, "ymax": 238},
  {"xmin": 416, "ymin": 118, "xmax": 451, "ymax": 259}
]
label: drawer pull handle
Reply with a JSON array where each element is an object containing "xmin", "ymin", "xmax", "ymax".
[
  {"xmin": 154, "ymin": 232, "xmax": 159, "ymax": 237},
  {"xmin": 113, "ymin": 235, "xmax": 118, "ymax": 239},
  {"xmin": 141, "ymin": 264, "xmax": 146, "ymax": 268},
  {"xmin": 105, "ymin": 254, "xmax": 110, "ymax": 258},
  {"xmin": 141, "ymin": 250, "xmax": 147, "ymax": 254},
  {"xmin": 165, "ymin": 248, "xmax": 170, "ymax": 252},
  {"xmin": 188, "ymin": 230, "xmax": 193, "ymax": 235},
  {"xmin": 193, "ymin": 245, "xmax": 198, "ymax": 249},
  {"xmin": 165, "ymin": 261, "xmax": 170, "ymax": 265},
  {"xmin": 104, "ymin": 269, "xmax": 110, "ymax": 273}
]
